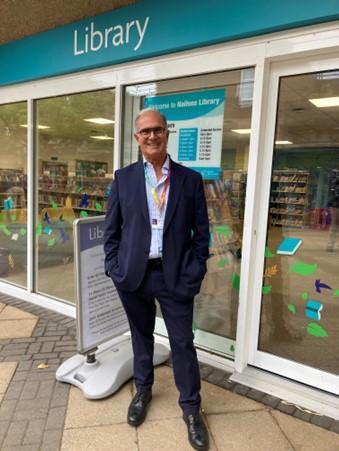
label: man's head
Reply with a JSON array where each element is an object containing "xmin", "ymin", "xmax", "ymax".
[{"xmin": 134, "ymin": 109, "xmax": 169, "ymax": 164}]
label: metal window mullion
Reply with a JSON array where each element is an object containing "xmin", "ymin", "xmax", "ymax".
[
  {"xmin": 114, "ymin": 84, "xmax": 123, "ymax": 171},
  {"xmin": 26, "ymin": 99, "xmax": 35, "ymax": 293}
]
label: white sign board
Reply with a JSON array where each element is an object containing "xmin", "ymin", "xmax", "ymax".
[{"xmin": 74, "ymin": 216, "xmax": 129, "ymax": 354}]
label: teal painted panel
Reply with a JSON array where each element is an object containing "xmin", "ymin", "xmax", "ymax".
[{"xmin": 1, "ymin": 0, "xmax": 339, "ymax": 87}]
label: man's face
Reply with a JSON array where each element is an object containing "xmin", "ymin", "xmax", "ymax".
[{"xmin": 134, "ymin": 110, "xmax": 169, "ymax": 162}]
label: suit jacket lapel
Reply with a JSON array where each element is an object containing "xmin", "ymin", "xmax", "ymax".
[
  {"xmin": 136, "ymin": 159, "xmax": 151, "ymax": 227},
  {"xmin": 164, "ymin": 159, "xmax": 185, "ymax": 234}
]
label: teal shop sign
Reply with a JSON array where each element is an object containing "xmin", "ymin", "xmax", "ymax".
[{"xmin": 1, "ymin": 0, "xmax": 339, "ymax": 87}]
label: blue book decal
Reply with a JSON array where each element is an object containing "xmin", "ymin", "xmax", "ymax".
[
  {"xmin": 305, "ymin": 300, "xmax": 323, "ymax": 321},
  {"xmin": 276, "ymin": 237, "xmax": 302, "ymax": 255}
]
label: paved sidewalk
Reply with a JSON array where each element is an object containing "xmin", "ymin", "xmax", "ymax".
[{"xmin": 1, "ymin": 293, "xmax": 339, "ymax": 451}]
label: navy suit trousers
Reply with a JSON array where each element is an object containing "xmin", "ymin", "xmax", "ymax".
[{"xmin": 116, "ymin": 261, "xmax": 201, "ymax": 416}]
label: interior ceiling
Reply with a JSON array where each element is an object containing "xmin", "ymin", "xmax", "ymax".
[{"xmin": 0, "ymin": 0, "xmax": 137, "ymax": 44}]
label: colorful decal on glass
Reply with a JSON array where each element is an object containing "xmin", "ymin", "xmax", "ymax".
[
  {"xmin": 305, "ymin": 300, "xmax": 323, "ymax": 321},
  {"xmin": 4, "ymin": 197, "xmax": 13, "ymax": 211},
  {"xmin": 333, "ymin": 289, "xmax": 339, "ymax": 297},
  {"xmin": 192, "ymin": 320, "xmax": 198, "ymax": 334},
  {"xmin": 264, "ymin": 265, "xmax": 278, "ymax": 277},
  {"xmin": 11, "ymin": 233, "xmax": 18, "ymax": 241},
  {"xmin": 95, "ymin": 202, "xmax": 103, "ymax": 212},
  {"xmin": 314, "ymin": 279, "xmax": 332, "ymax": 294},
  {"xmin": 51, "ymin": 201, "xmax": 58, "ymax": 209},
  {"xmin": 214, "ymin": 224, "xmax": 232, "ymax": 237},
  {"xmin": 36, "ymin": 223, "xmax": 42, "ymax": 236},
  {"xmin": 231, "ymin": 272, "xmax": 240, "ymax": 290},
  {"xmin": 301, "ymin": 292, "xmax": 308, "ymax": 300},
  {"xmin": 217, "ymin": 258, "xmax": 228, "ymax": 268},
  {"xmin": 47, "ymin": 238, "xmax": 56, "ymax": 247},
  {"xmin": 230, "ymin": 344, "xmax": 235, "ymax": 352},
  {"xmin": 265, "ymin": 246, "xmax": 275, "ymax": 258},
  {"xmin": 262, "ymin": 284, "xmax": 272, "ymax": 295},
  {"xmin": 10, "ymin": 214, "xmax": 16, "ymax": 221},
  {"xmin": 276, "ymin": 237, "xmax": 302, "ymax": 255},
  {"xmin": 19, "ymin": 228, "xmax": 26, "ymax": 236},
  {"xmin": 43, "ymin": 226, "xmax": 52, "ymax": 235},
  {"xmin": 287, "ymin": 304, "xmax": 297, "ymax": 314},
  {"xmin": 289, "ymin": 261, "xmax": 317, "ymax": 276},
  {"xmin": 306, "ymin": 322, "xmax": 328, "ymax": 338},
  {"xmin": 80, "ymin": 210, "xmax": 88, "ymax": 218},
  {"xmin": 43, "ymin": 212, "xmax": 51, "ymax": 224},
  {"xmin": 0, "ymin": 224, "xmax": 11, "ymax": 236},
  {"xmin": 65, "ymin": 196, "xmax": 72, "ymax": 208},
  {"xmin": 0, "ymin": 213, "xmax": 5, "ymax": 222},
  {"xmin": 60, "ymin": 228, "xmax": 70, "ymax": 243},
  {"xmin": 79, "ymin": 195, "xmax": 89, "ymax": 208}
]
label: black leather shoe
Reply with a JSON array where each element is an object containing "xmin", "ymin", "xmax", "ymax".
[
  {"xmin": 127, "ymin": 390, "xmax": 152, "ymax": 426},
  {"xmin": 183, "ymin": 413, "xmax": 209, "ymax": 450}
]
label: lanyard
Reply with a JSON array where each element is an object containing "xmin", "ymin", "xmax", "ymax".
[{"xmin": 144, "ymin": 166, "xmax": 170, "ymax": 210}]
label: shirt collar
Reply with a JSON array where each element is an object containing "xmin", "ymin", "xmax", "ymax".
[{"xmin": 143, "ymin": 154, "xmax": 170, "ymax": 172}]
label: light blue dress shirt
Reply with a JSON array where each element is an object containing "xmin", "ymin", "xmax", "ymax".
[{"xmin": 143, "ymin": 155, "xmax": 170, "ymax": 259}]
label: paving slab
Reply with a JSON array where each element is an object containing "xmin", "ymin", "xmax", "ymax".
[
  {"xmin": 138, "ymin": 417, "xmax": 218, "ymax": 451},
  {"xmin": 272, "ymin": 410, "xmax": 339, "ymax": 451},
  {"xmin": 0, "ymin": 306, "xmax": 37, "ymax": 321},
  {"xmin": 207, "ymin": 410, "xmax": 293, "ymax": 451},
  {"xmin": 61, "ymin": 424, "xmax": 138, "ymax": 451},
  {"xmin": 201, "ymin": 379, "xmax": 265, "ymax": 414},
  {"xmin": 0, "ymin": 320, "xmax": 38, "ymax": 339},
  {"xmin": 64, "ymin": 382, "xmax": 133, "ymax": 429},
  {"xmin": 0, "ymin": 363, "xmax": 17, "ymax": 397}
]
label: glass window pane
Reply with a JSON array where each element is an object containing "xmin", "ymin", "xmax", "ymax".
[
  {"xmin": 36, "ymin": 89, "xmax": 115, "ymax": 303},
  {"xmin": 124, "ymin": 69, "xmax": 254, "ymax": 352},
  {"xmin": 259, "ymin": 70, "xmax": 339, "ymax": 375},
  {"xmin": 0, "ymin": 102, "xmax": 27, "ymax": 288}
]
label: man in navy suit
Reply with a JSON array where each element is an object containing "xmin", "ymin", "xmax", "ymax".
[{"xmin": 104, "ymin": 109, "xmax": 210, "ymax": 450}]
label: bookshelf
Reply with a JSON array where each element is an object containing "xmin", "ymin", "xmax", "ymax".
[
  {"xmin": 269, "ymin": 170, "xmax": 310, "ymax": 228},
  {"xmin": 0, "ymin": 169, "xmax": 26, "ymax": 210}
]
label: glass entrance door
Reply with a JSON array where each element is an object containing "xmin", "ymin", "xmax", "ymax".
[
  {"xmin": 123, "ymin": 68, "xmax": 254, "ymax": 357},
  {"xmin": 252, "ymin": 60, "xmax": 339, "ymax": 394}
]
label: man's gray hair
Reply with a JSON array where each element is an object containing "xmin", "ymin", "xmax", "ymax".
[{"xmin": 135, "ymin": 108, "xmax": 168, "ymax": 130}]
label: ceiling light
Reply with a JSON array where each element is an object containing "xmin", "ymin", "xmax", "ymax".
[
  {"xmin": 231, "ymin": 128, "xmax": 251, "ymax": 134},
  {"xmin": 275, "ymin": 140, "xmax": 293, "ymax": 145},
  {"xmin": 84, "ymin": 118, "xmax": 115, "ymax": 125},
  {"xmin": 309, "ymin": 97, "xmax": 339, "ymax": 108},
  {"xmin": 20, "ymin": 124, "xmax": 50, "ymax": 129},
  {"xmin": 90, "ymin": 135, "xmax": 114, "ymax": 140}
]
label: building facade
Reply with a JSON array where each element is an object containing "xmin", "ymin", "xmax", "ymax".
[{"xmin": 0, "ymin": 0, "xmax": 339, "ymax": 419}]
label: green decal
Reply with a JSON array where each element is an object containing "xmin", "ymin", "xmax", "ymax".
[
  {"xmin": 217, "ymin": 258, "xmax": 229, "ymax": 268},
  {"xmin": 287, "ymin": 304, "xmax": 297, "ymax": 314},
  {"xmin": 19, "ymin": 228, "xmax": 27, "ymax": 236},
  {"xmin": 36, "ymin": 223, "xmax": 42, "ymax": 235},
  {"xmin": 301, "ymin": 292, "xmax": 308, "ymax": 300},
  {"xmin": 262, "ymin": 285, "xmax": 272, "ymax": 295},
  {"xmin": 95, "ymin": 203, "xmax": 103, "ymax": 211},
  {"xmin": 333, "ymin": 289, "xmax": 339, "ymax": 297},
  {"xmin": 289, "ymin": 261, "xmax": 317, "ymax": 276},
  {"xmin": 230, "ymin": 344, "xmax": 235, "ymax": 352},
  {"xmin": 192, "ymin": 321, "xmax": 198, "ymax": 334},
  {"xmin": 265, "ymin": 247, "xmax": 274, "ymax": 258},
  {"xmin": 231, "ymin": 272, "xmax": 240, "ymax": 290},
  {"xmin": 0, "ymin": 213, "xmax": 5, "ymax": 222},
  {"xmin": 307, "ymin": 323, "xmax": 328, "ymax": 338},
  {"xmin": 51, "ymin": 201, "xmax": 58, "ymax": 209},
  {"xmin": 80, "ymin": 211, "xmax": 89, "ymax": 218},
  {"xmin": 0, "ymin": 224, "xmax": 11, "ymax": 236},
  {"xmin": 47, "ymin": 238, "xmax": 56, "ymax": 247},
  {"xmin": 10, "ymin": 214, "xmax": 16, "ymax": 221},
  {"xmin": 215, "ymin": 225, "xmax": 232, "ymax": 237}
]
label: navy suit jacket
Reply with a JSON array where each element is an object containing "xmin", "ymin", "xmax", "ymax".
[{"xmin": 103, "ymin": 158, "xmax": 210, "ymax": 300}]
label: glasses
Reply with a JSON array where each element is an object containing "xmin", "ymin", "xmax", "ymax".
[{"xmin": 136, "ymin": 127, "xmax": 166, "ymax": 137}]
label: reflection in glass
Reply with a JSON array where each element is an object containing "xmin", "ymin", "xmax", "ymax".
[
  {"xmin": 36, "ymin": 90, "xmax": 115, "ymax": 303},
  {"xmin": 259, "ymin": 70, "xmax": 339, "ymax": 375},
  {"xmin": 124, "ymin": 69, "xmax": 254, "ymax": 353},
  {"xmin": 0, "ymin": 102, "xmax": 27, "ymax": 288}
]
